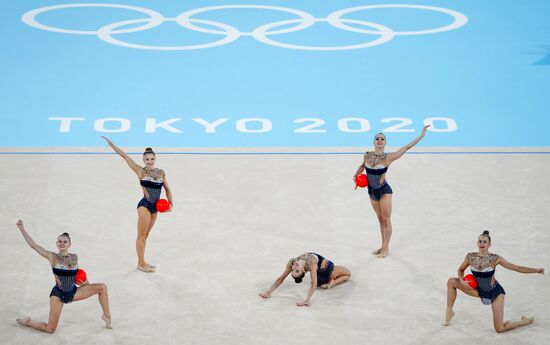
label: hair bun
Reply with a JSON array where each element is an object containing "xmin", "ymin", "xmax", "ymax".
[
  {"xmin": 59, "ymin": 232, "xmax": 71, "ymax": 242},
  {"xmin": 482, "ymin": 230, "xmax": 490, "ymax": 236},
  {"xmin": 143, "ymin": 147, "xmax": 155, "ymax": 155}
]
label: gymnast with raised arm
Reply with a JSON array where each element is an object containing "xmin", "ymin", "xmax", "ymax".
[
  {"xmin": 353, "ymin": 125, "xmax": 430, "ymax": 258},
  {"xmin": 15, "ymin": 220, "xmax": 112, "ymax": 333},
  {"xmin": 102, "ymin": 136, "xmax": 173, "ymax": 272}
]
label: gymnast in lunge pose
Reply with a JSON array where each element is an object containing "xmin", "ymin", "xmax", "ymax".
[
  {"xmin": 15, "ymin": 220, "xmax": 112, "ymax": 333},
  {"xmin": 444, "ymin": 230, "xmax": 544, "ymax": 332},
  {"xmin": 353, "ymin": 125, "xmax": 430, "ymax": 258},
  {"xmin": 259, "ymin": 252, "xmax": 351, "ymax": 306},
  {"xmin": 102, "ymin": 136, "xmax": 173, "ymax": 273}
]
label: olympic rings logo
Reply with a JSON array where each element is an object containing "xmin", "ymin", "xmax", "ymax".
[{"xmin": 21, "ymin": 3, "xmax": 468, "ymax": 51}]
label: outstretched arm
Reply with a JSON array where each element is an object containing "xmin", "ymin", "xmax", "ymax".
[
  {"xmin": 16, "ymin": 220, "xmax": 53, "ymax": 263},
  {"xmin": 497, "ymin": 256, "xmax": 545, "ymax": 274},
  {"xmin": 387, "ymin": 125, "xmax": 430, "ymax": 165},
  {"xmin": 101, "ymin": 136, "xmax": 142, "ymax": 177},
  {"xmin": 296, "ymin": 261, "xmax": 318, "ymax": 307},
  {"xmin": 259, "ymin": 262, "xmax": 292, "ymax": 298}
]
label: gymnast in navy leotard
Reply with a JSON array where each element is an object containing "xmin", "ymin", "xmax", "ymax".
[
  {"xmin": 259, "ymin": 253, "xmax": 351, "ymax": 307},
  {"xmin": 353, "ymin": 126, "xmax": 430, "ymax": 258},
  {"xmin": 363, "ymin": 154, "xmax": 393, "ymax": 202},
  {"xmin": 444, "ymin": 230, "xmax": 544, "ymax": 333},
  {"xmin": 15, "ymin": 220, "xmax": 112, "ymax": 333},
  {"xmin": 50, "ymin": 255, "xmax": 79, "ymax": 304},
  {"xmin": 102, "ymin": 137, "xmax": 173, "ymax": 273},
  {"xmin": 137, "ymin": 169, "xmax": 164, "ymax": 214}
]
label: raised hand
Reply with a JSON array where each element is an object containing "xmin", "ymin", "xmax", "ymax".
[{"xmin": 420, "ymin": 124, "xmax": 431, "ymax": 137}]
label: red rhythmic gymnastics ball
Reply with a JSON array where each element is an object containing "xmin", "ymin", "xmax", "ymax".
[
  {"xmin": 156, "ymin": 198, "xmax": 171, "ymax": 212},
  {"xmin": 356, "ymin": 174, "xmax": 368, "ymax": 188},
  {"xmin": 75, "ymin": 269, "xmax": 87, "ymax": 285},
  {"xmin": 463, "ymin": 273, "xmax": 477, "ymax": 289}
]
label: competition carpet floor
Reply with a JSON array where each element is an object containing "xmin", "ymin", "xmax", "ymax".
[{"xmin": 1, "ymin": 148, "xmax": 549, "ymax": 345}]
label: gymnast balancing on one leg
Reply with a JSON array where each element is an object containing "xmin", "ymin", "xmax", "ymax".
[
  {"xmin": 444, "ymin": 230, "xmax": 544, "ymax": 332},
  {"xmin": 259, "ymin": 252, "xmax": 351, "ymax": 306},
  {"xmin": 15, "ymin": 220, "xmax": 112, "ymax": 333},
  {"xmin": 102, "ymin": 137, "xmax": 173, "ymax": 273},
  {"xmin": 353, "ymin": 125, "xmax": 430, "ymax": 258}
]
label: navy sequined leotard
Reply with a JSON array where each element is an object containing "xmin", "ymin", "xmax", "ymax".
[
  {"xmin": 467, "ymin": 252, "xmax": 505, "ymax": 305},
  {"xmin": 289, "ymin": 253, "xmax": 335, "ymax": 286},
  {"xmin": 363, "ymin": 152, "xmax": 393, "ymax": 201},
  {"xmin": 137, "ymin": 168, "xmax": 164, "ymax": 214},
  {"xmin": 49, "ymin": 254, "xmax": 78, "ymax": 303}
]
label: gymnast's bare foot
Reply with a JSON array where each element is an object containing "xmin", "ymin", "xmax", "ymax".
[
  {"xmin": 377, "ymin": 250, "xmax": 389, "ymax": 258},
  {"xmin": 371, "ymin": 248, "xmax": 382, "ymax": 255},
  {"xmin": 443, "ymin": 307, "xmax": 455, "ymax": 326},
  {"xmin": 16, "ymin": 317, "xmax": 31, "ymax": 327},
  {"xmin": 321, "ymin": 279, "xmax": 335, "ymax": 289},
  {"xmin": 102, "ymin": 314, "xmax": 112, "ymax": 329},
  {"xmin": 137, "ymin": 264, "xmax": 155, "ymax": 273},
  {"xmin": 520, "ymin": 316, "xmax": 534, "ymax": 326}
]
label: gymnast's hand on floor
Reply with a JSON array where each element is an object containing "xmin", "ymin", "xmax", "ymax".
[
  {"xmin": 296, "ymin": 300, "xmax": 310, "ymax": 307},
  {"xmin": 258, "ymin": 291, "xmax": 271, "ymax": 299}
]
